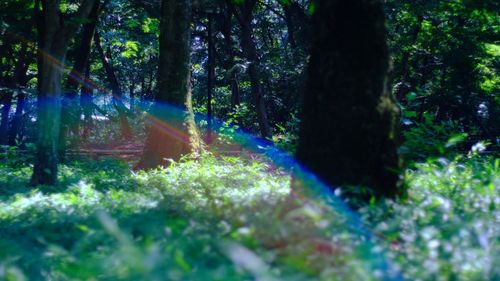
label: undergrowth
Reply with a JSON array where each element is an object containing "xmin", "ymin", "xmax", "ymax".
[{"xmin": 0, "ymin": 153, "xmax": 498, "ymax": 280}]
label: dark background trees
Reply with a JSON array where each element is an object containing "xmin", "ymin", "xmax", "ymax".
[{"xmin": 386, "ymin": 0, "xmax": 499, "ymax": 158}]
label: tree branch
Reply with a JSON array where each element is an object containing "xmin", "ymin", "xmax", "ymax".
[{"xmin": 63, "ymin": 0, "xmax": 98, "ymax": 39}]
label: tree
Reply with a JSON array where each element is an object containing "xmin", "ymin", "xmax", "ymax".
[
  {"xmin": 31, "ymin": 0, "xmax": 97, "ymax": 186},
  {"xmin": 296, "ymin": 0, "xmax": 402, "ymax": 201},
  {"xmin": 206, "ymin": 11, "xmax": 215, "ymax": 144},
  {"xmin": 59, "ymin": 0, "xmax": 100, "ymax": 157},
  {"xmin": 94, "ymin": 31, "xmax": 133, "ymax": 141},
  {"xmin": 0, "ymin": 42, "xmax": 30, "ymax": 145},
  {"xmin": 220, "ymin": 3, "xmax": 241, "ymax": 110},
  {"xmin": 0, "ymin": 0, "xmax": 36, "ymax": 145},
  {"xmin": 229, "ymin": 0, "xmax": 272, "ymax": 139},
  {"xmin": 137, "ymin": 0, "xmax": 195, "ymax": 169},
  {"xmin": 279, "ymin": 0, "xmax": 310, "ymax": 50}
]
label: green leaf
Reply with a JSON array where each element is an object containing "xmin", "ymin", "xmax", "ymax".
[
  {"xmin": 445, "ymin": 133, "xmax": 468, "ymax": 148},
  {"xmin": 308, "ymin": 2, "xmax": 316, "ymax": 15},
  {"xmin": 142, "ymin": 18, "xmax": 160, "ymax": 34},
  {"xmin": 121, "ymin": 41, "xmax": 139, "ymax": 58}
]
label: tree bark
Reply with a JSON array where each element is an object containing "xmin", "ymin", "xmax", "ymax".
[
  {"xmin": 129, "ymin": 83, "xmax": 135, "ymax": 110},
  {"xmin": 8, "ymin": 91, "xmax": 26, "ymax": 145},
  {"xmin": 282, "ymin": 2, "xmax": 296, "ymax": 48},
  {"xmin": 80, "ymin": 66, "xmax": 93, "ymax": 138},
  {"xmin": 220, "ymin": 4, "xmax": 241, "ymax": 110},
  {"xmin": 0, "ymin": 41, "xmax": 30, "ymax": 145},
  {"xmin": 230, "ymin": 0, "xmax": 272, "ymax": 139},
  {"xmin": 206, "ymin": 12, "xmax": 215, "ymax": 144},
  {"xmin": 59, "ymin": 0, "xmax": 100, "ymax": 156},
  {"xmin": 0, "ymin": 92, "xmax": 13, "ymax": 144},
  {"xmin": 279, "ymin": 1, "xmax": 310, "ymax": 51},
  {"xmin": 295, "ymin": 0, "xmax": 402, "ymax": 201},
  {"xmin": 94, "ymin": 31, "xmax": 133, "ymax": 141},
  {"xmin": 137, "ymin": 0, "xmax": 194, "ymax": 169},
  {"xmin": 31, "ymin": 0, "xmax": 97, "ymax": 186}
]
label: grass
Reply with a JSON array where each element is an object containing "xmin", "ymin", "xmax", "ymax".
[{"xmin": 0, "ymin": 153, "xmax": 498, "ymax": 280}]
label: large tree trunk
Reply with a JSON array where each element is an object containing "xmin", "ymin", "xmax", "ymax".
[
  {"xmin": 32, "ymin": 47, "xmax": 66, "ymax": 186},
  {"xmin": 94, "ymin": 31, "xmax": 133, "ymax": 141},
  {"xmin": 295, "ymin": 0, "xmax": 402, "ymax": 201},
  {"xmin": 31, "ymin": 0, "xmax": 97, "ymax": 186},
  {"xmin": 138, "ymin": 0, "xmax": 193, "ymax": 169},
  {"xmin": 59, "ymin": 0, "xmax": 100, "ymax": 157},
  {"xmin": 231, "ymin": 0, "xmax": 272, "ymax": 139}
]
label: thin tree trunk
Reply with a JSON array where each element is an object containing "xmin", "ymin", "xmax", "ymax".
[
  {"xmin": 206, "ymin": 12, "xmax": 215, "ymax": 144},
  {"xmin": 0, "ymin": 92, "xmax": 13, "ymax": 144},
  {"xmin": 94, "ymin": 31, "xmax": 133, "ymax": 141},
  {"xmin": 230, "ymin": 79, "xmax": 241, "ymax": 109},
  {"xmin": 282, "ymin": 2, "xmax": 297, "ymax": 48},
  {"xmin": 230, "ymin": 0, "xmax": 272, "ymax": 139},
  {"xmin": 0, "ymin": 42, "xmax": 30, "ymax": 144},
  {"xmin": 59, "ymin": 0, "xmax": 100, "ymax": 156},
  {"xmin": 279, "ymin": 1, "xmax": 311, "ymax": 51},
  {"xmin": 80, "ymin": 66, "xmax": 93, "ymax": 138},
  {"xmin": 129, "ymin": 83, "xmax": 135, "ymax": 110},
  {"xmin": 8, "ymin": 91, "xmax": 26, "ymax": 145},
  {"xmin": 8, "ymin": 43, "xmax": 33, "ymax": 146},
  {"xmin": 140, "ymin": 77, "xmax": 145, "ymax": 98},
  {"xmin": 220, "ymin": 4, "xmax": 241, "ymax": 110},
  {"xmin": 295, "ymin": 0, "xmax": 402, "ymax": 201},
  {"xmin": 146, "ymin": 56, "xmax": 155, "ymax": 99}
]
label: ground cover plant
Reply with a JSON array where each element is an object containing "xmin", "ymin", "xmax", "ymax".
[{"xmin": 1, "ymin": 150, "xmax": 498, "ymax": 280}]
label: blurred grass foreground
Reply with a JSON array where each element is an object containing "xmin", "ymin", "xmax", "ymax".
[{"xmin": 0, "ymin": 152, "xmax": 498, "ymax": 280}]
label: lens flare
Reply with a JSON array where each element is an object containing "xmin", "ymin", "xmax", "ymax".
[{"xmin": 130, "ymin": 101, "xmax": 404, "ymax": 280}]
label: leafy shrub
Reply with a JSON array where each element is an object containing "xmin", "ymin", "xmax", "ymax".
[
  {"xmin": 400, "ymin": 113, "xmax": 471, "ymax": 161},
  {"xmin": 361, "ymin": 155, "xmax": 500, "ymax": 281}
]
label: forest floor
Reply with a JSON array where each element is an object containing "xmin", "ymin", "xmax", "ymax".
[{"xmin": 0, "ymin": 151, "xmax": 498, "ymax": 280}]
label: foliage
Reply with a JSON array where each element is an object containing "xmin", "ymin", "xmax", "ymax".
[
  {"xmin": 387, "ymin": 0, "xmax": 500, "ymax": 142},
  {"xmin": 361, "ymin": 155, "xmax": 500, "ymax": 280},
  {"xmin": 1, "ymin": 153, "xmax": 499, "ymax": 280},
  {"xmin": 400, "ymin": 112, "xmax": 470, "ymax": 161}
]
